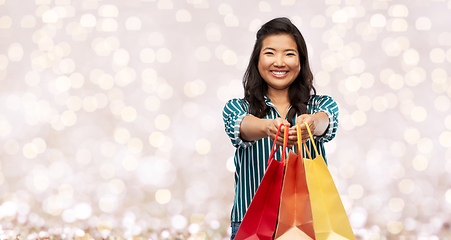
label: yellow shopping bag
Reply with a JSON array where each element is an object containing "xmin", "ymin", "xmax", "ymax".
[{"xmin": 302, "ymin": 122, "xmax": 355, "ymax": 240}]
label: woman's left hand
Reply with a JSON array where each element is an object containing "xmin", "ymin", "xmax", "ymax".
[{"xmin": 292, "ymin": 114, "xmax": 317, "ymax": 143}]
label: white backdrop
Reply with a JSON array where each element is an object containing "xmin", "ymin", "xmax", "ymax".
[{"xmin": 1, "ymin": 0, "xmax": 451, "ymax": 239}]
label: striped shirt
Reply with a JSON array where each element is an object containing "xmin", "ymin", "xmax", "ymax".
[{"xmin": 222, "ymin": 95, "xmax": 339, "ymax": 222}]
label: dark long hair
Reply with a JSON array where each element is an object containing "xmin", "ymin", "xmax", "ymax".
[{"xmin": 243, "ymin": 17, "xmax": 316, "ymax": 125}]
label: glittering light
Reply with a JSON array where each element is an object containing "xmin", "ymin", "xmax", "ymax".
[
  {"xmin": 20, "ymin": 15, "xmax": 36, "ymax": 28},
  {"xmin": 226, "ymin": 157, "xmax": 235, "ymax": 172},
  {"xmin": 42, "ymin": 9, "xmax": 58, "ymax": 23},
  {"xmin": 99, "ymin": 4, "xmax": 119, "ymax": 17},
  {"xmin": 387, "ymin": 221, "xmax": 403, "ymax": 234},
  {"xmin": 155, "ymin": 114, "xmax": 171, "ymax": 131},
  {"xmin": 348, "ymin": 184, "xmax": 364, "ymax": 199},
  {"xmin": 75, "ymin": 203, "xmax": 92, "ymax": 219},
  {"xmin": 410, "ymin": 106, "xmax": 427, "ymax": 122},
  {"xmin": 156, "ymin": 48, "xmax": 172, "ymax": 63},
  {"xmin": 389, "ymin": 198, "xmax": 405, "ymax": 212},
  {"xmin": 206, "ymin": 24, "xmax": 222, "ymax": 42},
  {"xmin": 439, "ymin": 132, "xmax": 451, "ymax": 148},
  {"xmin": 4, "ymin": 139, "xmax": 20, "ymax": 155},
  {"xmin": 80, "ymin": 14, "xmax": 96, "ymax": 28},
  {"xmin": 125, "ymin": 17, "xmax": 142, "ymax": 30},
  {"xmin": 97, "ymin": 18, "xmax": 118, "ymax": 32},
  {"xmin": 113, "ymin": 49, "xmax": 130, "ymax": 66},
  {"xmin": 195, "ymin": 138, "xmax": 211, "ymax": 155},
  {"xmin": 158, "ymin": 0, "xmax": 174, "ymax": 9},
  {"xmin": 0, "ymin": 55, "xmax": 8, "ymax": 70},
  {"xmin": 184, "ymin": 79, "xmax": 206, "ymax": 97},
  {"xmin": 386, "ymin": 18, "xmax": 408, "ymax": 32},
  {"xmin": 388, "ymin": 5, "xmax": 409, "ymax": 17},
  {"xmin": 446, "ymin": 189, "xmax": 451, "ymax": 204},
  {"xmin": 171, "ymin": 215, "xmax": 188, "ymax": 230},
  {"xmin": 405, "ymin": 67, "xmax": 426, "ymax": 86},
  {"xmin": 0, "ymin": 16, "xmax": 12, "ymax": 28},
  {"xmin": 149, "ymin": 131, "xmax": 165, "ymax": 148},
  {"xmin": 403, "ymin": 49, "xmax": 420, "ymax": 65},
  {"xmin": 332, "ymin": 9, "xmax": 349, "ymax": 23},
  {"xmin": 430, "ymin": 48, "xmax": 446, "ymax": 63},
  {"xmin": 415, "ymin": 17, "xmax": 431, "ymax": 31},
  {"xmin": 8, "ymin": 43, "xmax": 24, "ymax": 62},
  {"xmin": 155, "ymin": 189, "xmax": 172, "ymax": 204},
  {"xmin": 370, "ymin": 14, "xmax": 386, "ymax": 28},
  {"xmin": 398, "ymin": 179, "xmax": 415, "ymax": 194},
  {"xmin": 412, "ymin": 155, "xmax": 428, "ymax": 171},
  {"xmin": 445, "ymin": 115, "xmax": 451, "ymax": 131},
  {"xmin": 176, "ymin": 10, "xmax": 192, "ymax": 22}
]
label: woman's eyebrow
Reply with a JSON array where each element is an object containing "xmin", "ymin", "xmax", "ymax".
[
  {"xmin": 262, "ymin": 47, "xmax": 297, "ymax": 52},
  {"xmin": 262, "ymin": 47, "xmax": 276, "ymax": 51}
]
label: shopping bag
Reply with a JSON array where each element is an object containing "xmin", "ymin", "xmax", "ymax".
[
  {"xmin": 234, "ymin": 124, "xmax": 289, "ymax": 240},
  {"xmin": 274, "ymin": 124, "xmax": 315, "ymax": 240},
  {"xmin": 302, "ymin": 122, "xmax": 355, "ymax": 240}
]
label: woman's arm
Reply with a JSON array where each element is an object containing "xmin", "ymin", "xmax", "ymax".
[
  {"xmin": 294, "ymin": 95, "xmax": 339, "ymax": 143},
  {"xmin": 240, "ymin": 116, "xmax": 295, "ymax": 147},
  {"xmin": 295, "ymin": 112, "xmax": 329, "ymax": 142}
]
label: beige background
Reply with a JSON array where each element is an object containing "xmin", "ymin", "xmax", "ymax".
[{"xmin": 0, "ymin": 0, "xmax": 451, "ymax": 239}]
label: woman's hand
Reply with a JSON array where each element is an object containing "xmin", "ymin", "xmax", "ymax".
[
  {"xmin": 267, "ymin": 118, "xmax": 297, "ymax": 147},
  {"xmin": 293, "ymin": 114, "xmax": 316, "ymax": 143},
  {"xmin": 293, "ymin": 112, "xmax": 329, "ymax": 143}
]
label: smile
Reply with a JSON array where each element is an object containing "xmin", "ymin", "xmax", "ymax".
[{"xmin": 270, "ymin": 71, "xmax": 288, "ymax": 78}]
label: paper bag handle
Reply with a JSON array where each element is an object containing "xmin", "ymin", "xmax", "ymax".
[
  {"xmin": 296, "ymin": 124, "xmax": 312, "ymax": 160},
  {"xmin": 298, "ymin": 122, "xmax": 320, "ymax": 158},
  {"xmin": 268, "ymin": 123, "xmax": 289, "ymax": 166}
]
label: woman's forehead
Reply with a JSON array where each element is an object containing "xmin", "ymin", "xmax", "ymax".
[{"xmin": 261, "ymin": 34, "xmax": 298, "ymax": 50}]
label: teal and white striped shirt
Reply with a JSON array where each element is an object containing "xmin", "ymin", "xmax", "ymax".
[{"xmin": 222, "ymin": 95, "xmax": 339, "ymax": 222}]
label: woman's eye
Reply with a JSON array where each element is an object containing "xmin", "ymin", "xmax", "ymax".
[
  {"xmin": 287, "ymin": 53, "xmax": 296, "ymax": 56},
  {"xmin": 264, "ymin": 52, "xmax": 274, "ymax": 55}
]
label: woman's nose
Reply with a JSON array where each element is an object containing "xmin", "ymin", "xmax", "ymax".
[{"xmin": 273, "ymin": 55, "xmax": 285, "ymax": 67}]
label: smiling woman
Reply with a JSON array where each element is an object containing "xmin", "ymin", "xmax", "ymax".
[{"xmin": 222, "ymin": 17, "xmax": 339, "ymax": 240}]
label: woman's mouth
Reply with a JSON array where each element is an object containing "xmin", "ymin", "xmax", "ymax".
[{"xmin": 271, "ymin": 71, "xmax": 288, "ymax": 78}]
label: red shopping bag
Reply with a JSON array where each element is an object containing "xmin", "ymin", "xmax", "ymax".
[
  {"xmin": 234, "ymin": 124, "xmax": 289, "ymax": 240},
  {"xmin": 274, "ymin": 124, "xmax": 315, "ymax": 240}
]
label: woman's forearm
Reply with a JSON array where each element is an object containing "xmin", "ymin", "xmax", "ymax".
[
  {"xmin": 239, "ymin": 115, "xmax": 273, "ymax": 142},
  {"xmin": 312, "ymin": 111, "xmax": 329, "ymax": 136}
]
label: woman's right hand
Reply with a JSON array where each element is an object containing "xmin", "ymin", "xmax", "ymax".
[{"xmin": 267, "ymin": 118, "xmax": 296, "ymax": 147}]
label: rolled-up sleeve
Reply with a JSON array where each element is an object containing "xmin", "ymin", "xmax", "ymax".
[
  {"xmin": 222, "ymin": 99, "xmax": 255, "ymax": 148},
  {"xmin": 311, "ymin": 95, "xmax": 339, "ymax": 143}
]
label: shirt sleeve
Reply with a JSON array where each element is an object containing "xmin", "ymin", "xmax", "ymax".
[
  {"xmin": 222, "ymin": 99, "xmax": 255, "ymax": 149},
  {"xmin": 311, "ymin": 95, "xmax": 339, "ymax": 143}
]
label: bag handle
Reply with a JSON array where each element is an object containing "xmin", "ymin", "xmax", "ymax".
[
  {"xmin": 296, "ymin": 124, "xmax": 312, "ymax": 160},
  {"xmin": 268, "ymin": 123, "xmax": 289, "ymax": 166},
  {"xmin": 297, "ymin": 122, "xmax": 320, "ymax": 158}
]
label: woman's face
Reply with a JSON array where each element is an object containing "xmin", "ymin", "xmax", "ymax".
[{"xmin": 258, "ymin": 34, "xmax": 301, "ymax": 93}]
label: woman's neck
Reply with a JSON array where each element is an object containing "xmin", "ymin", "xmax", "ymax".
[{"xmin": 266, "ymin": 88, "xmax": 290, "ymax": 105}]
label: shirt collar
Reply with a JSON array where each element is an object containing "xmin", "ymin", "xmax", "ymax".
[{"xmin": 264, "ymin": 95, "xmax": 274, "ymax": 108}]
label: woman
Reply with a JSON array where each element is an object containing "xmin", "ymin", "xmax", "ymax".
[{"xmin": 222, "ymin": 17, "xmax": 339, "ymax": 239}]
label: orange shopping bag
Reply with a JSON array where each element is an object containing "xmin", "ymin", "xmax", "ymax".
[
  {"xmin": 274, "ymin": 124, "xmax": 315, "ymax": 240},
  {"xmin": 303, "ymin": 122, "xmax": 355, "ymax": 240},
  {"xmin": 234, "ymin": 124, "xmax": 288, "ymax": 240}
]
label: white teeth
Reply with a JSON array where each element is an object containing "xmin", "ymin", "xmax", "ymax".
[{"xmin": 272, "ymin": 71, "xmax": 287, "ymax": 75}]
